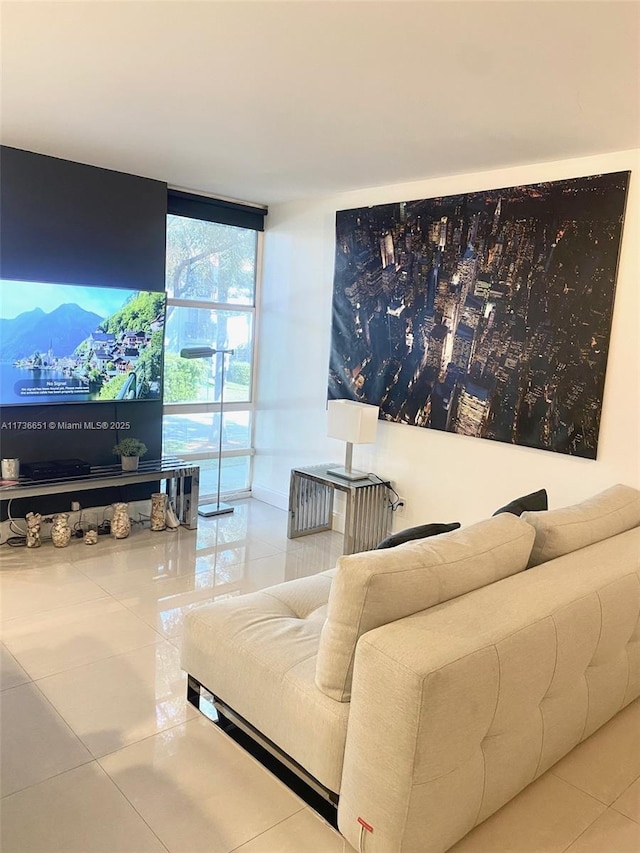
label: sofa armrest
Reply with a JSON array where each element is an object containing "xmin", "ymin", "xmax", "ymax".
[
  {"xmin": 337, "ymin": 534, "xmax": 640, "ymax": 853},
  {"xmin": 338, "ymin": 612, "xmax": 500, "ymax": 853}
]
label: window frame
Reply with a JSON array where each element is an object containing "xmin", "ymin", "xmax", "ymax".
[{"xmin": 163, "ymin": 191, "xmax": 265, "ymax": 502}]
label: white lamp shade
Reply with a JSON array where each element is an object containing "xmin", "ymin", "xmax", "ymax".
[{"xmin": 327, "ymin": 399, "xmax": 379, "ymax": 444}]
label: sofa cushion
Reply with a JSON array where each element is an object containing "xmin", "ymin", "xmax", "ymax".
[
  {"xmin": 181, "ymin": 569, "xmax": 350, "ymax": 793},
  {"xmin": 376, "ymin": 521, "xmax": 461, "ymax": 549},
  {"xmin": 493, "ymin": 488, "xmax": 548, "ymax": 517},
  {"xmin": 315, "ymin": 513, "xmax": 535, "ymax": 702},
  {"xmin": 522, "ymin": 483, "xmax": 640, "ymax": 568}
]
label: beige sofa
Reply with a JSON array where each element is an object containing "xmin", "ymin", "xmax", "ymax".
[{"xmin": 181, "ymin": 484, "xmax": 640, "ymax": 853}]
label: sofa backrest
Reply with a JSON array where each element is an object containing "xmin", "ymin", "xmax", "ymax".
[
  {"xmin": 315, "ymin": 513, "xmax": 535, "ymax": 702},
  {"xmin": 523, "ymin": 483, "xmax": 640, "ymax": 567}
]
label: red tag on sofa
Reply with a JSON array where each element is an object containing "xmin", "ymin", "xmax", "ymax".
[{"xmin": 357, "ymin": 817, "xmax": 374, "ymax": 833}]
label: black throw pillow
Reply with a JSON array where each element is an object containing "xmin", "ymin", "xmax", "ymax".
[
  {"xmin": 493, "ymin": 488, "xmax": 548, "ymax": 517},
  {"xmin": 376, "ymin": 522, "xmax": 461, "ymax": 549}
]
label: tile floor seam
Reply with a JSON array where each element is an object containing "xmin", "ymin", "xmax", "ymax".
[
  {"xmin": 3, "ymin": 677, "xmax": 95, "ymax": 761},
  {"xmin": 610, "ymin": 805, "xmax": 640, "ymax": 826},
  {"xmin": 109, "ymin": 595, "xmax": 179, "ymax": 640},
  {"xmin": 26, "ymin": 635, "xmax": 167, "ymax": 682},
  {"xmin": 0, "ymin": 591, "xmax": 114, "ymax": 630},
  {"xmin": 0, "ymin": 679, "xmax": 34, "ymax": 695},
  {"xmin": 227, "ymin": 806, "xmax": 308, "ymax": 853},
  {"xmin": 610, "ymin": 774, "xmax": 640, "ymax": 823},
  {"xmin": 558, "ymin": 806, "xmax": 635, "ymax": 853},
  {"xmin": 548, "ymin": 768, "xmax": 615, "ymax": 809},
  {"xmin": 93, "ymin": 760, "xmax": 172, "ymax": 853},
  {"xmin": 94, "ymin": 715, "xmax": 202, "ymax": 763},
  {"xmin": 0, "ymin": 754, "xmax": 96, "ymax": 800}
]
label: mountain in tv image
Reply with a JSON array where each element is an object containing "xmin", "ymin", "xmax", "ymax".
[
  {"xmin": 0, "ymin": 286, "xmax": 166, "ymax": 406},
  {"xmin": 0, "ymin": 303, "xmax": 103, "ymax": 361}
]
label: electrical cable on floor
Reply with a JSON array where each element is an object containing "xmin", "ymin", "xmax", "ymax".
[
  {"xmin": 2, "ymin": 498, "xmax": 27, "ymax": 545},
  {"xmin": 7, "ymin": 498, "xmax": 27, "ymax": 537}
]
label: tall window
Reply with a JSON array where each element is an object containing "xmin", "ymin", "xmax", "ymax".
[{"xmin": 163, "ymin": 192, "xmax": 265, "ymax": 502}]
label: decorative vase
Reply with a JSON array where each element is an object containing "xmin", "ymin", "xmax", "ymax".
[
  {"xmin": 111, "ymin": 502, "xmax": 131, "ymax": 539},
  {"xmin": 84, "ymin": 522, "xmax": 98, "ymax": 545},
  {"xmin": 51, "ymin": 513, "xmax": 72, "ymax": 548},
  {"xmin": 121, "ymin": 455, "xmax": 139, "ymax": 472},
  {"xmin": 150, "ymin": 492, "xmax": 168, "ymax": 531},
  {"xmin": 26, "ymin": 512, "xmax": 42, "ymax": 548}
]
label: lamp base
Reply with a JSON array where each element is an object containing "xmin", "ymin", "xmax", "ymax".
[
  {"xmin": 326, "ymin": 466, "xmax": 370, "ymax": 482},
  {"xmin": 198, "ymin": 502, "xmax": 235, "ymax": 518}
]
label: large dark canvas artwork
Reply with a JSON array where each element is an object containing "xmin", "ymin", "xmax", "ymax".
[{"xmin": 328, "ymin": 172, "xmax": 630, "ymax": 459}]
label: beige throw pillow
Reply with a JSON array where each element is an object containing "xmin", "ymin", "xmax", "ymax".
[
  {"xmin": 315, "ymin": 513, "xmax": 535, "ymax": 702},
  {"xmin": 522, "ymin": 483, "xmax": 640, "ymax": 568}
]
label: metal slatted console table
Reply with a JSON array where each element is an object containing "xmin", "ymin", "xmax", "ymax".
[
  {"xmin": 287, "ymin": 465, "xmax": 392, "ymax": 555},
  {"xmin": 0, "ymin": 457, "xmax": 200, "ymax": 529}
]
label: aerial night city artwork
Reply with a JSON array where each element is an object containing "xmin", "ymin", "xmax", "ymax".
[{"xmin": 328, "ymin": 172, "xmax": 630, "ymax": 459}]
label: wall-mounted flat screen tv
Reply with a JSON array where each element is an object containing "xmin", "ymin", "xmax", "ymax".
[{"xmin": 0, "ymin": 280, "xmax": 166, "ymax": 406}]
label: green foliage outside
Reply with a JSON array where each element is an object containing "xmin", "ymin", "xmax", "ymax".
[
  {"xmin": 163, "ymin": 352, "xmax": 209, "ymax": 403},
  {"xmin": 227, "ymin": 361, "xmax": 251, "ymax": 386},
  {"xmin": 166, "ymin": 216, "xmax": 256, "ymax": 304}
]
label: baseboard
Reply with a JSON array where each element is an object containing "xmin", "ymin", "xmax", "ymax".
[{"xmin": 251, "ymin": 484, "xmax": 288, "ymax": 511}]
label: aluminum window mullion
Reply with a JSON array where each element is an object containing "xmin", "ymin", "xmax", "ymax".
[
  {"xmin": 177, "ymin": 448, "xmax": 255, "ymax": 461},
  {"xmin": 167, "ymin": 297, "xmax": 255, "ymax": 313},
  {"xmin": 162, "ymin": 401, "xmax": 252, "ymax": 415}
]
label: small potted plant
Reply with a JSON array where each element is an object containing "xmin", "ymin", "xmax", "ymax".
[{"xmin": 112, "ymin": 437, "xmax": 148, "ymax": 472}]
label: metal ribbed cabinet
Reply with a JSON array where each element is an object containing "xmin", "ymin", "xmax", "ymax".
[{"xmin": 287, "ymin": 465, "xmax": 392, "ymax": 554}]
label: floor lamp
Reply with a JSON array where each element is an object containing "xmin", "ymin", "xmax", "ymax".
[{"xmin": 180, "ymin": 346, "xmax": 235, "ymax": 518}]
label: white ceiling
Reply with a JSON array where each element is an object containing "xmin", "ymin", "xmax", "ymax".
[{"xmin": 1, "ymin": 1, "xmax": 639, "ymax": 206}]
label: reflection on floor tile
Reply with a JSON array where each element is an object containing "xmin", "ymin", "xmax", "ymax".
[
  {"xmin": 1, "ymin": 596, "xmax": 161, "ymax": 679},
  {"xmin": 0, "ymin": 563, "xmax": 107, "ymax": 621},
  {"xmin": 36, "ymin": 641, "xmax": 197, "ymax": 758},
  {"xmin": 99, "ymin": 716, "xmax": 303, "ymax": 852}
]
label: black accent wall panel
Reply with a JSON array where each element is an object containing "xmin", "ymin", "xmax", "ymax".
[
  {"xmin": 0, "ymin": 147, "xmax": 168, "ymax": 519},
  {"xmin": 0, "ymin": 146, "xmax": 167, "ymax": 289}
]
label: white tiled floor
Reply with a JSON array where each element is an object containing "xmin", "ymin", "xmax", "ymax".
[{"xmin": 1, "ymin": 498, "xmax": 638, "ymax": 852}]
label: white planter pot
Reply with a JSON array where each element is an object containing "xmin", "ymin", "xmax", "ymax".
[{"xmin": 121, "ymin": 455, "xmax": 139, "ymax": 472}]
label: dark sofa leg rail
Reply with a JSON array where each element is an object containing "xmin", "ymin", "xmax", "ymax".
[{"xmin": 186, "ymin": 674, "xmax": 339, "ymax": 828}]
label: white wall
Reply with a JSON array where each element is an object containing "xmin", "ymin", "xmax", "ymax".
[{"xmin": 253, "ymin": 150, "xmax": 640, "ymax": 527}]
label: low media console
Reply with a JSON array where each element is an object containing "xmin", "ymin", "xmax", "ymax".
[{"xmin": 0, "ymin": 456, "xmax": 200, "ymax": 529}]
